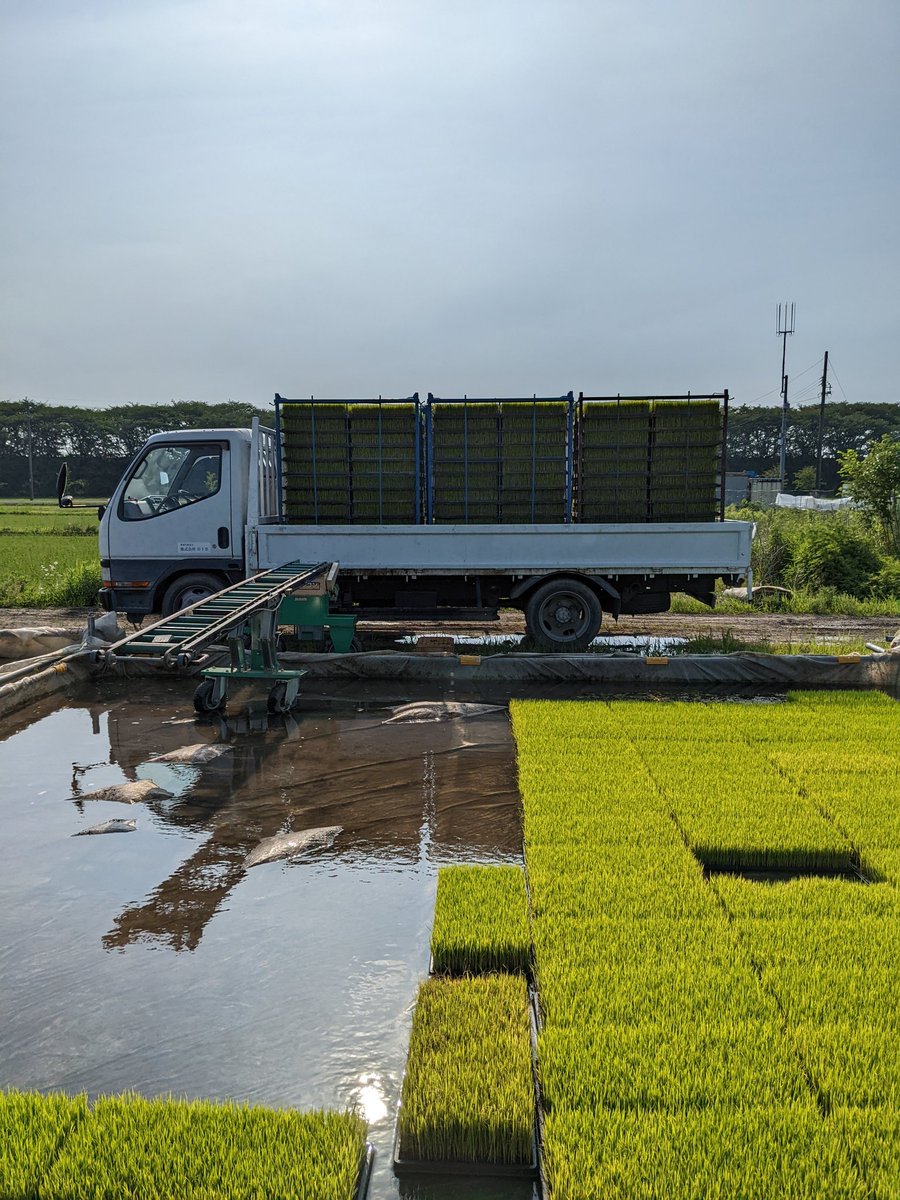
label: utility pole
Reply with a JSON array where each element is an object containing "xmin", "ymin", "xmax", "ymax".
[
  {"xmin": 776, "ymin": 302, "xmax": 795, "ymax": 487},
  {"xmin": 24, "ymin": 397, "xmax": 35, "ymax": 501},
  {"xmin": 814, "ymin": 351, "xmax": 831, "ymax": 494}
]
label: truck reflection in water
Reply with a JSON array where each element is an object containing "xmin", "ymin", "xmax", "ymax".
[{"xmin": 92, "ymin": 693, "xmax": 521, "ymax": 953}]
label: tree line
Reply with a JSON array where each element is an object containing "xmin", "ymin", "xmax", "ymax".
[{"xmin": 1, "ymin": 399, "xmax": 898, "ymax": 499}]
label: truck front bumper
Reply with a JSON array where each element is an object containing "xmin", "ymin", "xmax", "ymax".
[{"xmin": 99, "ymin": 586, "xmax": 155, "ymax": 617}]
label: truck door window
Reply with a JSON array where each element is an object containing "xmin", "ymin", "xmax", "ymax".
[{"xmin": 121, "ymin": 444, "xmax": 222, "ymax": 520}]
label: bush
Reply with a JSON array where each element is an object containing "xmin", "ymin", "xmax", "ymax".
[{"xmin": 788, "ymin": 519, "xmax": 882, "ymax": 597}]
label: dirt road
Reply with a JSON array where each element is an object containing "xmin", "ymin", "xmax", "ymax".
[{"xmin": 1, "ymin": 606, "xmax": 896, "ymax": 648}]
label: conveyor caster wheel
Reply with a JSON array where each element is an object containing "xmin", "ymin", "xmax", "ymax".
[{"xmin": 193, "ymin": 679, "xmax": 226, "ymax": 714}]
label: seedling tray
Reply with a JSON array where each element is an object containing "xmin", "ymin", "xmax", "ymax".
[
  {"xmin": 392, "ymin": 984, "xmax": 543, "ymax": 1182},
  {"xmin": 392, "ymin": 1121, "xmax": 538, "ymax": 1179},
  {"xmin": 356, "ymin": 1142, "xmax": 375, "ymax": 1200}
]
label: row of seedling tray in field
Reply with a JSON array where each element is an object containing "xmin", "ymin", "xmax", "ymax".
[
  {"xmin": 511, "ymin": 690, "xmax": 899, "ymax": 1199},
  {"xmin": 276, "ymin": 393, "xmax": 725, "ymax": 524},
  {"xmin": 394, "ymin": 864, "xmax": 538, "ymax": 1178},
  {"xmin": 0, "ymin": 1089, "xmax": 371, "ymax": 1200}
]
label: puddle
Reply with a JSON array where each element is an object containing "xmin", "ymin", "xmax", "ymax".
[{"xmin": 0, "ymin": 679, "xmax": 524, "ymax": 1200}]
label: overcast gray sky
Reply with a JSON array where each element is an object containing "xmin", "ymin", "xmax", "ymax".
[{"xmin": 2, "ymin": 1, "xmax": 898, "ymax": 409}]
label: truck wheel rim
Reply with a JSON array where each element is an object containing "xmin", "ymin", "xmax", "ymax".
[{"xmin": 538, "ymin": 592, "xmax": 590, "ymax": 642}]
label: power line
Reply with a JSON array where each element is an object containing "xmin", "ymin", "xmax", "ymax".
[
  {"xmin": 826, "ymin": 358, "xmax": 851, "ymax": 404},
  {"xmin": 746, "ymin": 355, "xmax": 823, "ymax": 405}
]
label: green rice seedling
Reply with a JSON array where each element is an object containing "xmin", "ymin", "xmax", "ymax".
[
  {"xmin": 791, "ymin": 1023, "xmax": 900, "ymax": 1108},
  {"xmin": 832, "ymin": 1107, "xmax": 900, "ymax": 1200},
  {"xmin": 636, "ymin": 740, "xmax": 855, "ymax": 873},
  {"xmin": 430, "ymin": 865, "xmax": 531, "ymax": 976},
  {"xmin": 539, "ymin": 1020, "xmax": 810, "ymax": 1112},
  {"xmin": 44, "ymin": 1094, "xmax": 367, "ymax": 1200},
  {"xmin": 526, "ymin": 849, "xmax": 713, "ymax": 922},
  {"xmin": 712, "ymin": 875, "xmax": 900, "ymax": 923},
  {"xmin": 737, "ymin": 916, "xmax": 899, "ymax": 1027},
  {"xmin": 536, "ymin": 950, "xmax": 777, "ymax": 1030},
  {"xmin": 0, "ymin": 1089, "xmax": 87, "ymax": 1200},
  {"xmin": 397, "ymin": 975, "xmax": 533, "ymax": 1165},
  {"xmin": 867, "ymin": 848, "xmax": 900, "ymax": 886},
  {"xmin": 541, "ymin": 1104, "xmax": 867, "ymax": 1200}
]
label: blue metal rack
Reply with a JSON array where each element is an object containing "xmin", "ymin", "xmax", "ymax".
[
  {"xmin": 424, "ymin": 393, "xmax": 574, "ymax": 524},
  {"xmin": 274, "ymin": 394, "xmax": 422, "ymax": 525}
]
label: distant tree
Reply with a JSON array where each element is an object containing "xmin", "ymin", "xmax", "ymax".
[
  {"xmin": 792, "ymin": 466, "xmax": 817, "ymax": 494},
  {"xmin": 838, "ymin": 435, "xmax": 900, "ymax": 555}
]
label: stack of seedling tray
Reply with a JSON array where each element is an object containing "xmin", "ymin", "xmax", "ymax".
[
  {"xmin": 428, "ymin": 400, "xmax": 502, "ymax": 523},
  {"xmin": 279, "ymin": 398, "xmax": 421, "ymax": 525},
  {"xmin": 428, "ymin": 397, "xmax": 572, "ymax": 523},
  {"xmin": 650, "ymin": 398, "xmax": 722, "ymax": 522},
  {"xmin": 280, "ymin": 402, "xmax": 352, "ymax": 524},
  {"xmin": 576, "ymin": 398, "xmax": 651, "ymax": 522},
  {"xmin": 499, "ymin": 400, "xmax": 571, "ymax": 523},
  {"xmin": 348, "ymin": 402, "xmax": 420, "ymax": 524}
]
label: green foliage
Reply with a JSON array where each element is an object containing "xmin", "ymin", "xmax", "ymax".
[
  {"xmin": 789, "ymin": 515, "xmax": 882, "ymax": 596},
  {"xmin": 793, "ymin": 464, "xmax": 818, "ymax": 493},
  {"xmin": 0, "ymin": 1089, "xmax": 87, "ymax": 1200},
  {"xmin": 430, "ymin": 865, "xmax": 531, "ymax": 975},
  {"xmin": 0, "ymin": 536, "xmax": 100, "ymax": 607},
  {"xmin": 43, "ymin": 1094, "xmax": 367, "ymax": 1200},
  {"xmin": 726, "ymin": 400, "xmax": 900, "ymax": 492},
  {"xmin": 397, "ymin": 975, "xmax": 534, "ymax": 1165},
  {"xmin": 839, "ymin": 433, "xmax": 900, "ymax": 555},
  {"xmin": 0, "ymin": 400, "xmax": 268, "ymax": 499}
]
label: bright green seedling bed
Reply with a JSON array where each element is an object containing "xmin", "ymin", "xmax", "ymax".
[
  {"xmin": 42, "ymin": 1094, "xmax": 368, "ymax": 1200},
  {"xmin": 430, "ymin": 865, "xmax": 531, "ymax": 976},
  {"xmin": 396, "ymin": 975, "xmax": 534, "ymax": 1173},
  {"xmin": 511, "ymin": 693, "xmax": 899, "ymax": 1199},
  {"xmin": 542, "ymin": 1104, "xmax": 868, "ymax": 1200},
  {"xmin": 0, "ymin": 1089, "xmax": 87, "ymax": 1200}
]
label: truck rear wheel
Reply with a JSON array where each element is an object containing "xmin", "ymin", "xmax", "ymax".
[
  {"xmin": 524, "ymin": 578, "xmax": 602, "ymax": 652},
  {"xmin": 161, "ymin": 572, "xmax": 226, "ymax": 616}
]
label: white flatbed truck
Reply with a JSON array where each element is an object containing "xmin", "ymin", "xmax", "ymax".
[{"xmin": 94, "ymin": 420, "xmax": 753, "ymax": 649}]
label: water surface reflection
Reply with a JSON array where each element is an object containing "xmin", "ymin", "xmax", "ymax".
[{"xmin": 0, "ymin": 681, "xmax": 522, "ymax": 1200}]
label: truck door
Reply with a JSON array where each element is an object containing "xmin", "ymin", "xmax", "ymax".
[{"xmin": 105, "ymin": 440, "xmax": 234, "ymax": 609}]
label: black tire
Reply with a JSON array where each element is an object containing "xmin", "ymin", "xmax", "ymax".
[
  {"xmin": 193, "ymin": 679, "xmax": 225, "ymax": 714},
  {"xmin": 161, "ymin": 572, "xmax": 226, "ymax": 616},
  {"xmin": 524, "ymin": 578, "xmax": 602, "ymax": 651},
  {"xmin": 267, "ymin": 683, "xmax": 289, "ymax": 714}
]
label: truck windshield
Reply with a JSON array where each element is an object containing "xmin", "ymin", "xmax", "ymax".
[{"xmin": 121, "ymin": 444, "xmax": 222, "ymax": 521}]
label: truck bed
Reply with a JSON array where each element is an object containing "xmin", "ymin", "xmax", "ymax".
[{"xmin": 252, "ymin": 520, "xmax": 753, "ymax": 576}]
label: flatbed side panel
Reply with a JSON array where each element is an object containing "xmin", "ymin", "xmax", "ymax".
[{"xmin": 252, "ymin": 521, "xmax": 753, "ymax": 575}]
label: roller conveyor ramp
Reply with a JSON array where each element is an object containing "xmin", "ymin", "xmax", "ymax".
[{"xmin": 95, "ymin": 561, "xmax": 342, "ymax": 713}]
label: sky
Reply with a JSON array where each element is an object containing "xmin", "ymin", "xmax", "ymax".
[{"xmin": 2, "ymin": 0, "xmax": 898, "ymax": 410}]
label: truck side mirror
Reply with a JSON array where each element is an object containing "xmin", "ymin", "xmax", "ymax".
[{"xmin": 97, "ymin": 504, "xmax": 106, "ymax": 520}]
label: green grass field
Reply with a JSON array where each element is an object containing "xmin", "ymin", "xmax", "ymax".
[{"xmin": 0, "ymin": 501, "xmax": 102, "ymax": 606}]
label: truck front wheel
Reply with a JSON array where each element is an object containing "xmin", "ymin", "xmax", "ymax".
[
  {"xmin": 524, "ymin": 579, "xmax": 602, "ymax": 652},
  {"xmin": 161, "ymin": 572, "xmax": 226, "ymax": 616}
]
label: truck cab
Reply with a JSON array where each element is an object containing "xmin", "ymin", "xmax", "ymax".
[{"xmin": 99, "ymin": 429, "xmax": 251, "ymax": 620}]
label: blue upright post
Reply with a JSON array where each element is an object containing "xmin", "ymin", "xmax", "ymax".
[{"xmin": 273, "ymin": 394, "xmax": 284, "ymax": 522}]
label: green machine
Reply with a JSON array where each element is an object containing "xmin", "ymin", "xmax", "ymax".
[{"xmin": 96, "ymin": 561, "xmax": 357, "ymax": 715}]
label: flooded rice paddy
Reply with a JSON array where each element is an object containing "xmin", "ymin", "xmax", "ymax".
[{"xmin": 0, "ymin": 680, "xmax": 525, "ymax": 1200}]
